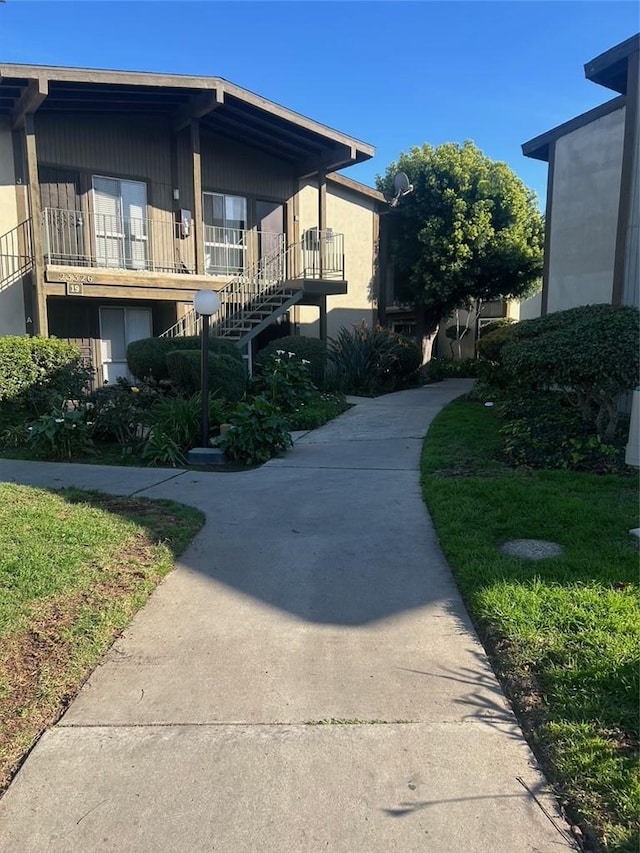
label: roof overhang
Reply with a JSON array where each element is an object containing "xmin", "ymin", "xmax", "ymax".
[
  {"xmin": 0, "ymin": 63, "xmax": 375, "ymax": 176},
  {"xmin": 326, "ymin": 171, "xmax": 386, "ymax": 204},
  {"xmin": 584, "ymin": 33, "xmax": 639, "ymax": 94},
  {"xmin": 522, "ymin": 95, "xmax": 626, "ymax": 162}
]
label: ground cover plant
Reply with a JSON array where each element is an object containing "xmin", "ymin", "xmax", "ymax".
[
  {"xmin": 0, "ymin": 483, "xmax": 203, "ymax": 792},
  {"xmin": 421, "ymin": 398, "xmax": 639, "ymax": 853}
]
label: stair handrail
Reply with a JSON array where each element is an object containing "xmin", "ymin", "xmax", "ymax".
[
  {"xmin": 160, "ymin": 236, "xmax": 300, "ymax": 339},
  {"xmin": 0, "ymin": 218, "xmax": 33, "ymax": 290}
]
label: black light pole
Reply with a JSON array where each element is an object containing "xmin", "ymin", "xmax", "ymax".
[{"xmin": 193, "ymin": 290, "xmax": 221, "ymax": 449}]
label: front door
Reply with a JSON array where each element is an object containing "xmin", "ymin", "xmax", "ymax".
[
  {"xmin": 40, "ymin": 166, "xmax": 84, "ymax": 264},
  {"xmin": 256, "ymin": 200, "xmax": 284, "ymax": 279},
  {"xmin": 93, "ymin": 177, "xmax": 148, "ymax": 270},
  {"xmin": 99, "ymin": 306, "xmax": 152, "ymax": 384}
]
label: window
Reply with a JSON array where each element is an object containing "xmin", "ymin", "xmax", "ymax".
[
  {"xmin": 203, "ymin": 192, "xmax": 247, "ymax": 274},
  {"xmin": 92, "ymin": 177, "xmax": 148, "ymax": 270}
]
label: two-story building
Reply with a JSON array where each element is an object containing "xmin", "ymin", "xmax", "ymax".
[{"xmin": 0, "ymin": 64, "xmax": 383, "ymax": 381}]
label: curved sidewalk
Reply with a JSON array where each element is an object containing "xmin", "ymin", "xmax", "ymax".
[{"xmin": 0, "ymin": 380, "xmax": 573, "ymax": 852}]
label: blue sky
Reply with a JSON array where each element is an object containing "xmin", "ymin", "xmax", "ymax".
[{"xmin": 0, "ymin": 1, "xmax": 637, "ymax": 207}]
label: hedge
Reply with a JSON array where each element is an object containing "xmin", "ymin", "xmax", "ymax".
[
  {"xmin": 127, "ymin": 335, "xmax": 242, "ymax": 384},
  {"xmin": 0, "ymin": 336, "xmax": 88, "ymax": 414},
  {"xmin": 256, "ymin": 336, "xmax": 327, "ymax": 387},
  {"xmin": 501, "ymin": 303, "xmax": 639, "ymax": 440},
  {"xmin": 165, "ymin": 349, "xmax": 247, "ymax": 401}
]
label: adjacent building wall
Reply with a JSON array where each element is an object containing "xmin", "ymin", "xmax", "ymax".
[
  {"xmin": 0, "ymin": 116, "xmax": 25, "ymax": 335},
  {"xmin": 296, "ymin": 177, "xmax": 377, "ymax": 339},
  {"xmin": 546, "ymin": 107, "xmax": 626, "ymax": 313}
]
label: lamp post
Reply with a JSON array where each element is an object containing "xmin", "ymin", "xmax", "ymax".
[{"xmin": 193, "ymin": 290, "xmax": 221, "ymax": 448}]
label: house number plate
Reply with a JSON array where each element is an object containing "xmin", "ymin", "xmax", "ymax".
[{"xmin": 66, "ymin": 281, "xmax": 84, "ymax": 295}]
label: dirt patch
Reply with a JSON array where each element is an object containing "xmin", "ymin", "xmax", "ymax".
[{"xmin": 0, "ymin": 528, "xmax": 164, "ymax": 794}]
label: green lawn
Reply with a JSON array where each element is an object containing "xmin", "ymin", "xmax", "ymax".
[
  {"xmin": 421, "ymin": 399, "xmax": 639, "ymax": 853},
  {"xmin": 0, "ymin": 484, "xmax": 203, "ymax": 792}
]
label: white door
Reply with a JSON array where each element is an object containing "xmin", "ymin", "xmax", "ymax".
[
  {"xmin": 93, "ymin": 177, "xmax": 148, "ymax": 270},
  {"xmin": 99, "ymin": 306, "xmax": 152, "ymax": 384}
]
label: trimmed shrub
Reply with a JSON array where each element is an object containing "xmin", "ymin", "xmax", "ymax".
[
  {"xmin": 256, "ymin": 336, "xmax": 327, "ymax": 387},
  {"xmin": 165, "ymin": 349, "xmax": 246, "ymax": 401},
  {"xmin": 501, "ymin": 304, "xmax": 639, "ymax": 439},
  {"xmin": 0, "ymin": 336, "xmax": 91, "ymax": 414},
  {"xmin": 127, "ymin": 335, "xmax": 242, "ymax": 384},
  {"xmin": 423, "ymin": 358, "xmax": 482, "ymax": 382},
  {"xmin": 476, "ymin": 320, "xmax": 517, "ymax": 364}
]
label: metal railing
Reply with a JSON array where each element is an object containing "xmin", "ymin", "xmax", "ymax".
[
  {"xmin": 41, "ymin": 208, "xmax": 196, "ymax": 274},
  {"xmin": 204, "ymin": 226, "xmax": 285, "ymax": 277},
  {"xmin": 162, "ymin": 235, "xmax": 290, "ymax": 339},
  {"xmin": 0, "ymin": 219, "xmax": 33, "ymax": 290},
  {"xmin": 300, "ymin": 229, "xmax": 344, "ymax": 279}
]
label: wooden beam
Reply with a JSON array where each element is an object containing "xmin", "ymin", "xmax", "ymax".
[
  {"xmin": 24, "ymin": 114, "xmax": 48, "ymax": 336},
  {"xmin": 173, "ymin": 88, "xmax": 223, "ymax": 133},
  {"xmin": 298, "ymin": 145, "xmax": 356, "ymax": 179},
  {"xmin": 191, "ymin": 118, "xmax": 205, "ymax": 276},
  {"xmin": 11, "ymin": 77, "xmax": 48, "ymax": 130},
  {"xmin": 318, "ymin": 170, "xmax": 327, "ymax": 279}
]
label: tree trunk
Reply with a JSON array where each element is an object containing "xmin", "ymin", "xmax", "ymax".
[{"xmin": 416, "ymin": 308, "xmax": 439, "ymax": 364}]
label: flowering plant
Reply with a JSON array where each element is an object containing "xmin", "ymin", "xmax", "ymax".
[
  {"xmin": 250, "ymin": 351, "xmax": 317, "ymax": 414},
  {"xmin": 27, "ymin": 407, "xmax": 94, "ymax": 460}
]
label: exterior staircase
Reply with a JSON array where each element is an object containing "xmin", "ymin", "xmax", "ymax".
[
  {"xmin": 0, "ymin": 219, "xmax": 33, "ymax": 290},
  {"xmin": 159, "ymin": 239, "xmax": 304, "ymax": 349}
]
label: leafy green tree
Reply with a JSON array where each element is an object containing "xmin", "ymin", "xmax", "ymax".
[{"xmin": 377, "ymin": 141, "xmax": 544, "ymax": 351}]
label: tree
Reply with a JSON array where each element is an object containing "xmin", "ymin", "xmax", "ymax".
[{"xmin": 377, "ymin": 141, "xmax": 544, "ymax": 355}]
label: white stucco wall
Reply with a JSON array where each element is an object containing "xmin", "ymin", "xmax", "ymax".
[
  {"xmin": 519, "ymin": 290, "xmax": 542, "ymax": 320},
  {"xmin": 296, "ymin": 178, "xmax": 377, "ymax": 339},
  {"xmin": 546, "ymin": 106, "xmax": 625, "ymax": 313},
  {"xmin": 0, "ymin": 116, "xmax": 25, "ymax": 336}
]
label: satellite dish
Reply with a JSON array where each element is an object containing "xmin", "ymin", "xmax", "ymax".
[
  {"xmin": 393, "ymin": 172, "xmax": 411, "ymax": 194},
  {"xmin": 388, "ymin": 171, "xmax": 414, "ymax": 207}
]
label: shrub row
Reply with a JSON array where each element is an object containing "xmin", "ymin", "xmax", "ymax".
[{"xmin": 127, "ymin": 335, "xmax": 242, "ymax": 384}]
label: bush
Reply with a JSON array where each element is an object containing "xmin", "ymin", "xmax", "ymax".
[
  {"xmin": 0, "ymin": 336, "xmax": 92, "ymax": 415},
  {"xmin": 27, "ymin": 407, "xmax": 93, "ymax": 460},
  {"xmin": 285, "ymin": 393, "xmax": 348, "ymax": 431},
  {"xmin": 423, "ymin": 358, "xmax": 482, "ymax": 382},
  {"xmin": 501, "ymin": 304, "xmax": 640, "ymax": 439},
  {"xmin": 256, "ymin": 336, "xmax": 327, "ymax": 388},
  {"xmin": 476, "ymin": 320, "xmax": 517, "ymax": 363},
  {"xmin": 148, "ymin": 395, "xmax": 227, "ymax": 452},
  {"xmin": 327, "ymin": 322, "xmax": 422, "ymax": 395},
  {"xmin": 218, "ymin": 397, "xmax": 292, "ymax": 464},
  {"xmin": 497, "ymin": 392, "xmax": 627, "ymax": 472},
  {"xmin": 88, "ymin": 378, "xmax": 156, "ymax": 446},
  {"xmin": 250, "ymin": 352, "xmax": 317, "ymax": 414},
  {"xmin": 127, "ymin": 335, "xmax": 242, "ymax": 384},
  {"xmin": 165, "ymin": 350, "xmax": 247, "ymax": 401}
]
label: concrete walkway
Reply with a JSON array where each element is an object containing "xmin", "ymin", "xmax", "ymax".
[{"xmin": 0, "ymin": 380, "xmax": 573, "ymax": 852}]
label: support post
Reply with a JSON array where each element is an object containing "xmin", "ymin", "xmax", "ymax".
[
  {"xmin": 24, "ymin": 114, "xmax": 47, "ymax": 336},
  {"xmin": 319, "ymin": 296, "xmax": 328, "ymax": 342},
  {"xmin": 191, "ymin": 119, "xmax": 205, "ymax": 276},
  {"xmin": 318, "ymin": 169, "xmax": 326, "ymax": 279}
]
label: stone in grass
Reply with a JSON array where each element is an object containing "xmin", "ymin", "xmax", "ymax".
[{"xmin": 500, "ymin": 539, "xmax": 563, "ymax": 560}]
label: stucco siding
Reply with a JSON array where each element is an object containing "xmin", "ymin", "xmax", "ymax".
[
  {"xmin": 547, "ymin": 107, "xmax": 625, "ymax": 312},
  {"xmin": 0, "ymin": 116, "xmax": 25, "ymax": 335},
  {"xmin": 297, "ymin": 178, "xmax": 377, "ymax": 339}
]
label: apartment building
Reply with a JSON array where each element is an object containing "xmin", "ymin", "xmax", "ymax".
[{"xmin": 0, "ymin": 64, "xmax": 383, "ymax": 381}]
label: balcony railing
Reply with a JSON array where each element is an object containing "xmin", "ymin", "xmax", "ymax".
[
  {"xmin": 300, "ymin": 229, "xmax": 344, "ymax": 279},
  {"xmin": 204, "ymin": 226, "xmax": 286, "ymax": 277},
  {"xmin": 41, "ymin": 208, "xmax": 196, "ymax": 274}
]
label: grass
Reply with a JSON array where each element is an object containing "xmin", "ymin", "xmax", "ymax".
[
  {"xmin": 421, "ymin": 399, "xmax": 639, "ymax": 853},
  {"xmin": 0, "ymin": 484, "xmax": 204, "ymax": 793}
]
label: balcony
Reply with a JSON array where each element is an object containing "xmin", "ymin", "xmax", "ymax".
[{"xmin": 42, "ymin": 208, "xmax": 195, "ymax": 275}]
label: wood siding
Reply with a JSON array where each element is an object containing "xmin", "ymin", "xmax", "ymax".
[{"xmin": 200, "ymin": 130, "xmax": 295, "ymax": 200}]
